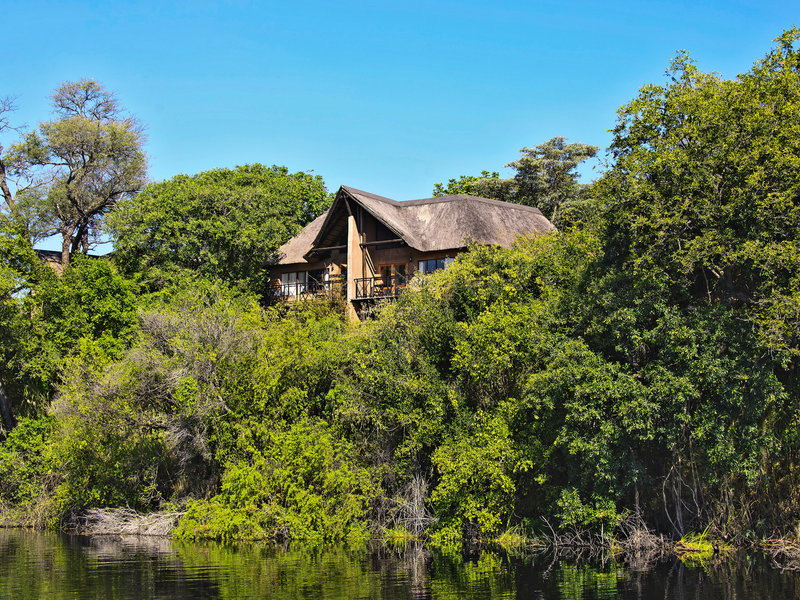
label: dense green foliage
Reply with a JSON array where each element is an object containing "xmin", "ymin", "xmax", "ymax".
[
  {"xmin": 0, "ymin": 217, "xmax": 48, "ymax": 429},
  {"xmin": 107, "ymin": 164, "xmax": 331, "ymax": 297},
  {"xmin": 3, "ymin": 29, "xmax": 800, "ymax": 546},
  {"xmin": 174, "ymin": 417, "xmax": 378, "ymax": 542},
  {"xmin": 0, "ymin": 231, "xmax": 140, "ymax": 426},
  {"xmin": 0, "ymin": 417, "xmax": 53, "ymax": 509}
]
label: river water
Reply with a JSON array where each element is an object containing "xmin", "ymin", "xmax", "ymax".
[{"xmin": 0, "ymin": 529, "xmax": 797, "ymax": 599}]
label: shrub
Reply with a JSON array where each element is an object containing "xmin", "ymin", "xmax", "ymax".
[{"xmin": 174, "ymin": 418, "xmax": 380, "ymax": 542}]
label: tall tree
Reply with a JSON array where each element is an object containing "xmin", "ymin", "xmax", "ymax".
[
  {"xmin": 597, "ymin": 29, "xmax": 800, "ymax": 359},
  {"xmin": 1, "ymin": 80, "xmax": 147, "ymax": 264},
  {"xmin": 432, "ymin": 137, "xmax": 598, "ymax": 221},
  {"xmin": 108, "ymin": 164, "xmax": 331, "ymax": 298},
  {"xmin": 507, "ymin": 136, "xmax": 598, "ymax": 219}
]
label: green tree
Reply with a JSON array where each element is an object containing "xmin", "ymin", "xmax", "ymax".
[
  {"xmin": 597, "ymin": 29, "xmax": 800, "ymax": 361},
  {"xmin": 108, "ymin": 164, "xmax": 331, "ymax": 298},
  {"xmin": 0, "ymin": 216, "xmax": 50, "ymax": 434},
  {"xmin": 432, "ymin": 171, "xmax": 515, "ymax": 203},
  {"xmin": 432, "ymin": 137, "xmax": 598, "ymax": 222},
  {"xmin": 585, "ymin": 28, "xmax": 800, "ymax": 533},
  {"xmin": 2, "ymin": 80, "xmax": 147, "ymax": 263},
  {"xmin": 507, "ymin": 136, "xmax": 598, "ymax": 220}
]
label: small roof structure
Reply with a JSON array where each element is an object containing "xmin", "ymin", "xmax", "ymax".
[{"xmin": 277, "ymin": 186, "xmax": 554, "ymax": 266}]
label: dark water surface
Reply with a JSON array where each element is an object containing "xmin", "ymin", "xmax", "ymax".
[{"xmin": 1, "ymin": 529, "xmax": 798, "ymax": 599}]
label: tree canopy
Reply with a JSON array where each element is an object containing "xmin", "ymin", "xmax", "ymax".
[
  {"xmin": 597, "ymin": 29, "xmax": 800, "ymax": 362},
  {"xmin": 1, "ymin": 80, "xmax": 147, "ymax": 264},
  {"xmin": 432, "ymin": 171, "xmax": 515, "ymax": 203},
  {"xmin": 108, "ymin": 164, "xmax": 331, "ymax": 297},
  {"xmin": 508, "ymin": 136, "xmax": 598, "ymax": 219}
]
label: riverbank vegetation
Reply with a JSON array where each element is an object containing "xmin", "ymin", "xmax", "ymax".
[{"xmin": 3, "ymin": 30, "xmax": 800, "ymax": 560}]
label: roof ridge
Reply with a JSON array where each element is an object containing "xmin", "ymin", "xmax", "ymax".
[
  {"xmin": 342, "ymin": 185, "xmax": 543, "ymax": 215},
  {"xmin": 398, "ymin": 193, "xmax": 545, "ymax": 215},
  {"xmin": 341, "ymin": 186, "xmax": 399, "ymax": 205}
]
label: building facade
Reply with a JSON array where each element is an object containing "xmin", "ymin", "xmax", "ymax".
[{"xmin": 270, "ymin": 186, "xmax": 554, "ymax": 319}]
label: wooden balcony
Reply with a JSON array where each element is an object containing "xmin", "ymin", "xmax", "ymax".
[
  {"xmin": 354, "ymin": 275, "xmax": 410, "ymax": 300},
  {"xmin": 273, "ymin": 276, "xmax": 345, "ymax": 300}
]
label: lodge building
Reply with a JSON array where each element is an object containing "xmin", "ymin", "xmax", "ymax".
[{"xmin": 270, "ymin": 186, "xmax": 554, "ymax": 319}]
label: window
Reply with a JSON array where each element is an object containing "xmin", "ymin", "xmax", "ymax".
[
  {"xmin": 377, "ymin": 263, "xmax": 408, "ymax": 295},
  {"xmin": 280, "ymin": 271, "xmax": 307, "ymax": 296},
  {"xmin": 418, "ymin": 257, "xmax": 454, "ymax": 274},
  {"xmin": 379, "ymin": 263, "xmax": 407, "ymax": 281},
  {"xmin": 309, "ymin": 270, "xmax": 324, "ymax": 286}
]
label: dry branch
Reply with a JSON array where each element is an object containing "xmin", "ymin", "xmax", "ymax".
[{"xmin": 70, "ymin": 508, "xmax": 185, "ymax": 536}]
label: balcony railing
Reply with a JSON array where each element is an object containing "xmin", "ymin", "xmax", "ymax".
[
  {"xmin": 273, "ymin": 276, "xmax": 345, "ymax": 300},
  {"xmin": 354, "ymin": 274, "xmax": 410, "ymax": 300}
]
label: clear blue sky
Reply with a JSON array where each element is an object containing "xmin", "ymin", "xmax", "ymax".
[{"xmin": 2, "ymin": 0, "xmax": 797, "ymax": 202}]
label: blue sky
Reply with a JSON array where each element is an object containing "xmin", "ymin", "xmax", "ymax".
[{"xmin": 2, "ymin": 0, "xmax": 797, "ymax": 204}]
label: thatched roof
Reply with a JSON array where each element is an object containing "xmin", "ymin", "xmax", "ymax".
[
  {"xmin": 277, "ymin": 186, "xmax": 554, "ymax": 266},
  {"xmin": 275, "ymin": 212, "xmax": 328, "ymax": 265}
]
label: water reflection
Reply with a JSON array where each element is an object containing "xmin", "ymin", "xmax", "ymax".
[{"xmin": 1, "ymin": 529, "xmax": 799, "ymax": 599}]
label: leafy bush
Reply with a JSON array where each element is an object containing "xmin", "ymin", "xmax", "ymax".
[
  {"xmin": 174, "ymin": 418, "xmax": 379, "ymax": 542},
  {"xmin": 0, "ymin": 417, "xmax": 54, "ymax": 507},
  {"xmin": 49, "ymin": 279, "xmax": 265, "ymax": 514},
  {"xmin": 429, "ymin": 408, "xmax": 519, "ymax": 536},
  {"xmin": 555, "ymin": 488, "xmax": 619, "ymax": 530}
]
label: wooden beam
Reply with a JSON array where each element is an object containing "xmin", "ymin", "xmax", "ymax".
[
  {"xmin": 360, "ymin": 238, "xmax": 404, "ymax": 247},
  {"xmin": 310, "ymin": 244, "xmax": 347, "ymax": 252}
]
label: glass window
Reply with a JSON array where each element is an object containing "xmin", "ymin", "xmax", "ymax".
[
  {"xmin": 280, "ymin": 271, "xmax": 307, "ymax": 296},
  {"xmin": 418, "ymin": 258, "xmax": 449, "ymax": 274}
]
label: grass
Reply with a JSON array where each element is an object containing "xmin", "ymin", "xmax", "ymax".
[
  {"xmin": 674, "ymin": 529, "xmax": 732, "ymax": 567},
  {"xmin": 494, "ymin": 526, "xmax": 533, "ymax": 552},
  {"xmin": 382, "ymin": 526, "xmax": 419, "ymax": 547}
]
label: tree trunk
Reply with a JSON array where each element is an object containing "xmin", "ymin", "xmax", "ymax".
[
  {"xmin": 0, "ymin": 158, "xmax": 15, "ymax": 209},
  {"xmin": 71, "ymin": 219, "xmax": 89, "ymax": 257},
  {"xmin": 0, "ymin": 378, "xmax": 16, "ymax": 436},
  {"xmin": 61, "ymin": 225, "xmax": 74, "ymax": 267}
]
